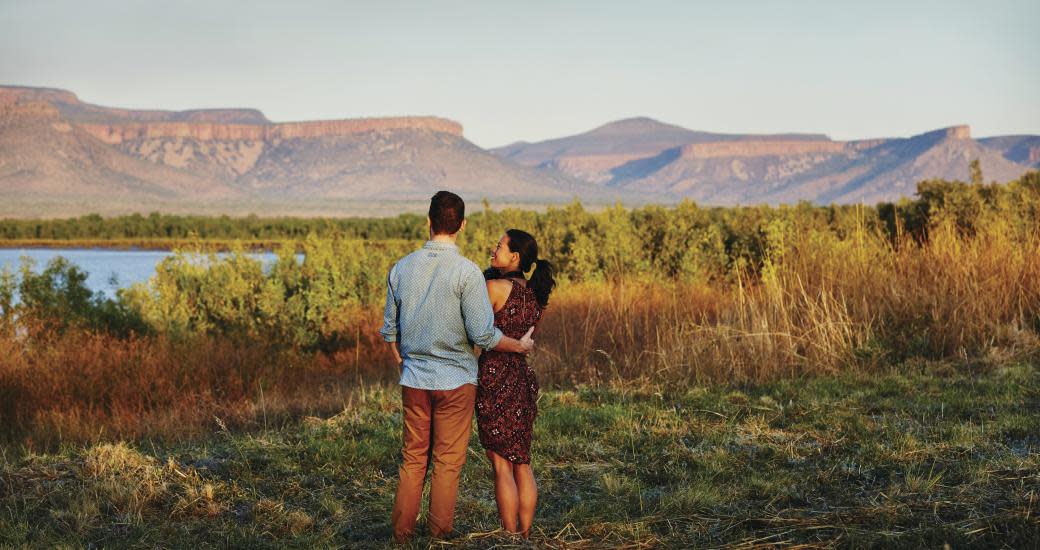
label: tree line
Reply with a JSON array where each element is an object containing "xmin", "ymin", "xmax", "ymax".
[{"xmin": 1, "ymin": 171, "xmax": 1037, "ymax": 352}]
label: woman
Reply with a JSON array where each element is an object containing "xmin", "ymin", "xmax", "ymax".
[{"xmin": 476, "ymin": 228, "xmax": 555, "ymax": 538}]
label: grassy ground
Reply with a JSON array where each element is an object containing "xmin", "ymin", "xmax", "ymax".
[{"xmin": 1, "ymin": 361, "xmax": 1036, "ymax": 549}]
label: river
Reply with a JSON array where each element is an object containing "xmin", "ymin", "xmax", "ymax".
[{"xmin": 0, "ymin": 248, "xmax": 283, "ymax": 299}]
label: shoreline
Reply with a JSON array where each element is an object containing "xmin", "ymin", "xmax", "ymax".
[{"xmin": 0, "ymin": 238, "xmax": 305, "ymax": 252}]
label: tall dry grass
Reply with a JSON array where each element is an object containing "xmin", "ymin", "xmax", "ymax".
[
  {"xmin": 531, "ymin": 217, "xmax": 1040, "ymax": 385},
  {"xmin": 0, "ymin": 312, "xmax": 396, "ymax": 448},
  {"xmin": 1, "ymin": 215, "xmax": 1037, "ymax": 446}
]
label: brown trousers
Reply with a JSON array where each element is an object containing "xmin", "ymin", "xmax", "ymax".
[{"xmin": 391, "ymin": 383, "xmax": 476, "ymax": 542}]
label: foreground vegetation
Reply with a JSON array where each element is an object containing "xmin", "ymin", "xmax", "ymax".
[
  {"xmin": 2, "ymin": 364, "xmax": 1036, "ymax": 548},
  {"xmin": 0, "ymin": 171, "xmax": 1038, "ymax": 546},
  {"xmin": 2, "ymin": 173, "xmax": 1037, "ymax": 445}
]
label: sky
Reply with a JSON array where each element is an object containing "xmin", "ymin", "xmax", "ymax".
[{"xmin": 1, "ymin": 0, "xmax": 1037, "ymax": 148}]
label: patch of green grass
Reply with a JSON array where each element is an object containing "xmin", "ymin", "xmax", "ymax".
[{"xmin": 1, "ymin": 361, "xmax": 1037, "ymax": 548}]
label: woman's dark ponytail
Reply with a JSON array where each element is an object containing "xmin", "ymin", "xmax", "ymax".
[
  {"xmin": 528, "ymin": 258, "xmax": 555, "ymax": 308},
  {"xmin": 504, "ymin": 228, "xmax": 556, "ymax": 308}
]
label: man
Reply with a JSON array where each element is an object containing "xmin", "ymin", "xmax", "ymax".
[{"xmin": 381, "ymin": 190, "xmax": 534, "ymax": 542}]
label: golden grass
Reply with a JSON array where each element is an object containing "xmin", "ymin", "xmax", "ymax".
[
  {"xmin": 1, "ymin": 217, "xmax": 1037, "ymax": 446},
  {"xmin": 532, "ymin": 218, "xmax": 1040, "ymax": 385},
  {"xmin": 0, "ymin": 312, "xmax": 396, "ymax": 448}
]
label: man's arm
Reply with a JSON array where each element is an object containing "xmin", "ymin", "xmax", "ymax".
[
  {"xmin": 379, "ymin": 266, "xmax": 401, "ymax": 364},
  {"xmin": 460, "ymin": 267, "xmax": 503, "ymax": 350},
  {"xmin": 460, "ymin": 268, "xmax": 534, "ymax": 354},
  {"xmin": 492, "ymin": 327, "xmax": 535, "ymax": 354}
]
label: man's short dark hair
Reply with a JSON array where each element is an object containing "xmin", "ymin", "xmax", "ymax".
[{"xmin": 429, "ymin": 191, "xmax": 465, "ymax": 235}]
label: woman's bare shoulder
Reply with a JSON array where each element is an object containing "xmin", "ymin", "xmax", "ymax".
[{"xmin": 486, "ymin": 278, "xmax": 513, "ymax": 297}]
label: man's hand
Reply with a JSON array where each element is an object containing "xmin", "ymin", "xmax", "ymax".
[
  {"xmin": 491, "ymin": 327, "xmax": 536, "ymax": 355},
  {"xmin": 519, "ymin": 327, "xmax": 535, "ymax": 354},
  {"xmin": 388, "ymin": 341, "xmax": 403, "ymax": 366}
]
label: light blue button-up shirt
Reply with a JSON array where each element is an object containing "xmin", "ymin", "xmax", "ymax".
[{"xmin": 380, "ymin": 240, "xmax": 504, "ymax": 390}]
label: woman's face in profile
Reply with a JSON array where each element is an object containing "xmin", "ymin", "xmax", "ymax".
[{"xmin": 490, "ymin": 234, "xmax": 518, "ymax": 270}]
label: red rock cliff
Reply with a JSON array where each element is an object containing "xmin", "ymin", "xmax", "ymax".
[
  {"xmin": 77, "ymin": 117, "xmax": 464, "ymax": 144},
  {"xmin": 1028, "ymin": 147, "xmax": 1040, "ymax": 165},
  {"xmin": 679, "ymin": 140, "xmax": 847, "ymax": 158},
  {"xmin": 0, "ymin": 100, "xmax": 60, "ymax": 119},
  {"xmin": 0, "ymin": 86, "xmax": 79, "ymax": 108},
  {"xmin": 0, "ymin": 86, "xmax": 268, "ymax": 124}
]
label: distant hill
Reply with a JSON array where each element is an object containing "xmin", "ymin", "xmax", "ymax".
[
  {"xmin": 979, "ymin": 135, "xmax": 1040, "ymax": 168},
  {"xmin": 0, "ymin": 98, "xmax": 242, "ymax": 211},
  {"xmin": 0, "ymin": 85, "xmax": 625, "ymax": 217},
  {"xmin": 1, "ymin": 85, "xmax": 1036, "ymax": 216},
  {"xmin": 494, "ymin": 118, "xmax": 1038, "ymax": 204},
  {"xmin": 493, "ymin": 118, "xmax": 828, "ymax": 184}
]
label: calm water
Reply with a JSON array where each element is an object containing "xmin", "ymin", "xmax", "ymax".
[{"xmin": 0, "ymin": 248, "xmax": 283, "ymax": 299}]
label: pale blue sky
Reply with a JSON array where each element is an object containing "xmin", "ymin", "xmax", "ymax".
[{"xmin": 2, "ymin": 0, "xmax": 1037, "ymax": 147}]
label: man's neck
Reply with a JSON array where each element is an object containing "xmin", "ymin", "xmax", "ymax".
[{"xmin": 429, "ymin": 233, "xmax": 457, "ymax": 244}]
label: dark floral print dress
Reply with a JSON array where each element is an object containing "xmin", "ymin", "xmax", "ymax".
[{"xmin": 476, "ymin": 280, "xmax": 542, "ymax": 464}]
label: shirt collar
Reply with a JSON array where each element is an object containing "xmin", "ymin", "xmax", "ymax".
[{"xmin": 423, "ymin": 240, "xmax": 459, "ymax": 251}]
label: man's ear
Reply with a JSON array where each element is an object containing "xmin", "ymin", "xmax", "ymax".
[
  {"xmin": 426, "ymin": 217, "xmax": 432, "ymax": 229},
  {"xmin": 458, "ymin": 219, "xmax": 467, "ymax": 233}
]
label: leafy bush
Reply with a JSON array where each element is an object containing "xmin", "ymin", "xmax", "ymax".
[
  {"xmin": 7, "ymin": 257, "xmax": 148, "ymax": 337},
  {"xmin": 119, "ymin": 236, "xmax": 414, "ymax": 350}
]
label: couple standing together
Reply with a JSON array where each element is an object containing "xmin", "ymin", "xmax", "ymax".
[{"xmin": 380, "ymin": 191, "xmax": 556, "ymax": 542}]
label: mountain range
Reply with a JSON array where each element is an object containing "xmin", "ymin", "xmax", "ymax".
[
  {"xmin": 494, "ymin": 119, "xmax": 1038, "ymax": 205},
  {"xmin": 1, "ymin": 85, "xmax": 1036, "ymax": 217}
]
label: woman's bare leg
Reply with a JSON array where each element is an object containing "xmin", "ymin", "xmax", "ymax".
[
  {"xmin": 513, "ymin": 463, "xmax": 537, "ymax": 537},
  {"xmin": 487, "ymin": 451, "xmax": 519, "ymax": 532}
]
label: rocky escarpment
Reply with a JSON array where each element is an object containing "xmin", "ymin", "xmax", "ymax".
[
  {"xmin": 980, "ymin": 135, "xmax": 1040, "ymax": 168},
  {"xmin": 0, "ymin": 85, "xmax": 462, "ymax": 140},
  {"xmin": 678, "ymin": 140, "xmax": 847, "ymax": 158},
  {"xmin": 0, "ymin": 95, "xmax": 242, "ymax": 206},
  {"xmin": 538, "ymin": 139, "xmax": 852, "ymax": 184},
  {"xmin": 606, "ymin": 125, "xmax": 1032, "ymax": 204},
  {"xmin": 494, "ymin": 117, "xmax": 831, "ymax": 168},
  {"xmin": 0, "ymin": 86, "xmax": 79, "ymax": 108},
  {"xmin": 0, "ymin": 84, "xmax": 613, "ymax": 216},
  {"xmin": 2, "ymin": 84, "xmax": 1036, "ymax": 214},
  {"xmin": 925, "ymin": 125, "xmax": 972, "ymax": 141},
  {"xmin": 544, "ymin": 153, "xmax": 660, "ymax": 184},
  {"xmin": 79, "ymin": 117, "xmax": 463, "ymax": 144},
  {"xmin": 515, "ymin": 127, "xmax": 980, "ymax": 186},
  {"xmin": 79, "ymin": 117, "xmax": 465, "ymax": 178},
  {"xmin": 494, "ymin": 118, "xmax": 1037, "ymax": 206},
  {"xmin": 0, "ymin": 85, "xmax": 466, "ymax": 181},
  {"xmin": 0, "ymin": 99, "xmax": 62, "ymax": 121},
  {"xmin": 1025, "ymin": 146, "xmax": 1040, "ymax": 165},
  {"xmin": 0, "ymin": 86, "xmax": 270, "ymax": 124}
]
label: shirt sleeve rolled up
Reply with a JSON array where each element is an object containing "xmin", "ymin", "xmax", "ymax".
[{"xmin": 380, "ymin": 265, "xmax": 399, "ymax": 343}]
